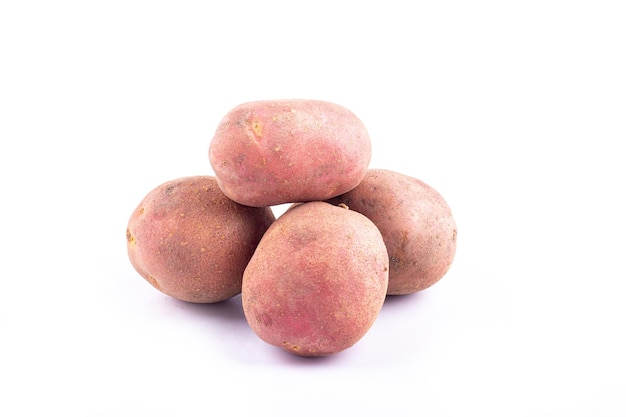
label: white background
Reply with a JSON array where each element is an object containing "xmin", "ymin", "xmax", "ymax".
[{"xmin": 1, "ymin": 1, "xmax": 625, "ymax": 416}]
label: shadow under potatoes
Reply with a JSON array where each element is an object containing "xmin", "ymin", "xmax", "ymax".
[{"xmin": 168, "ymin": 293, "xmax": 248, "ymax": 324}]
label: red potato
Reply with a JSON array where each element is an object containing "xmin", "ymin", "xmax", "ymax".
[
  {"xmin": 126, "ymin": 176, "xmax": 275, "ymax": 303},
  {"xmin": 209, "ymin": 99, "xmax": 371, "ymax": 207},
  {"xmin": 327, "ymin": 169, "xmax": 457, "ymax": 295},
  {"xmin": 242, "ymin": 202, "xmax": 389, "ymax": 356}
]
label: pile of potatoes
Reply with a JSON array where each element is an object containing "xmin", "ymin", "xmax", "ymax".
[{"xmin": 126, "ymin": 99, "xmax": 457, "ymax": 357}]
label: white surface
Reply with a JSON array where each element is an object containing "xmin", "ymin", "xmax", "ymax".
[{"xmin": 2, "ymin": 1, "xmax": 625, "ymax": 416}]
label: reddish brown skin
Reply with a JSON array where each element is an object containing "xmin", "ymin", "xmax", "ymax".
[
  {"xmin": 126, "ymin": 176, "xmax": 275, "ymax": 303},
  {"xmin": 242, "ymin": 202, "xmax": 389, "ymax": 357},
  {"xmin": 327, "ymin": 169, "xmax": 457, "ymax": 295},
  {"xmin": 208, "ymin": 99, "xmax": 372, "ymax": 207}
]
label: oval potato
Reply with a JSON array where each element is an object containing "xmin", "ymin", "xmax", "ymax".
[{"xmin": 209, "ymin": 99, "xmax": 371, "ymax": 207}]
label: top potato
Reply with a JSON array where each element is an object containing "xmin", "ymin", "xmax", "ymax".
[{"xmin": 208, "ymin": 99, "xmax": 371, "ymax": 207}]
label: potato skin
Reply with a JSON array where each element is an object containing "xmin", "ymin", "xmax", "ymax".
[
  {"xmin": 327, "ymin": 169, "xmax": 457, "ymax": 295},
  {"xmin": 209, "ymin": 99, "xmax": 371, "ymax": 207},
  {"xmin": 126, "ymin": 176, "xmax": 275, "ymax": 303},
  {"xmin": 242, "ymin": 202, "xmax": 389, "ymax": 356}
]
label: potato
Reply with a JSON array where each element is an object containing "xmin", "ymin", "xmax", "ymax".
[
  {"xmin": 242, "ymin": 202, "xmax": 389, "ymax": 357},
  {"xmin": 327, "ymin": 169, "xmax": 457, "ymax": 295},
  {"xmin": 126, "ymin": 176, "xmax": 275, "ymax": 303},
  {"xmin": 208, "ymin": 99, "xmax": 371, "ymax": 207}
]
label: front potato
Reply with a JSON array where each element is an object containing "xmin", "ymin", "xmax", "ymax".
[
  {"xmin": 242, "ymin": 202, "xmax": 389, "ymax": 356},
  {"xmin": 209, "ymin": 99, "xmax": 371, "ymax": 207}
]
